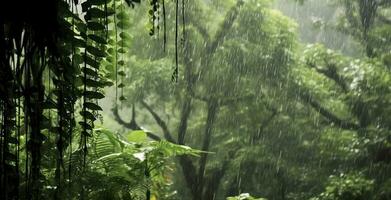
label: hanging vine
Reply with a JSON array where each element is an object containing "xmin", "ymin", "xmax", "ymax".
[{"xmin": 0, "ymin": 0, "xmax": 185, "ymax": 199}]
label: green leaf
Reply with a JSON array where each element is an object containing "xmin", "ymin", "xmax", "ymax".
[
  {"xmin": 87, "ymin": 45, "xmax": 106, "ymax": 57},
  {"xmin": 88, "ymin": 34, "xmax": 107, "ymax": 44},
  {"xmin": 103, "ymin": 80, "xmax": 114, "ymax": 86},
  {"xmin": 116, "ymin": 12, "xmax": 127, "ymax": 20},
  {"xmin": 126, "ymin": 130, "xmax": 147, "ymax": 143},
  {"xmin": 119, "ymin": 32, "xmax": 132, "ymax": 40},
  {"xmin": 81, "ymin": 1, "xmax": 91, "ymax": 12},
  {"xmin": 106, "ymin": 56, "xmax": 114, "ymax": 63},
  {"xmin": 84, "ymin": 78, "xmax": 104, "ymax": 88},
  {"xmin": 79, "ymin": 121, "xmax": 93, "ymax": 130},
  {"xmin": 118, "ymin": 71, "xmax": 126, "ymax": 76},
  {"xmin": 117, "ymin": 48, "xmax": 127, "ymax": 54},
  {"xmin": 75, "ymin": 21, "xmax": 87, "ymax": 33},
  {"xmin": 117, "ymin": 20, "xmax": 131, "ymax": 29},
  {"xmin": 118, "ymin": 60, "xmax": 125, "ymax": 66},
  {"xmin": 72, "ymin": 37, "xmax": 86, "ymax": 47},
  {"xmin": 117, "ymin": 39, "xmax": 131, "ymax": 46},
  {"xmin": 107, "ymin": 48, "xmax": 115, "ymax": 54},
  {"xmin": 84, "ymin": 91, "xmax": 105, "ymax": 99},
  {"xmin": 87, "ymin": 22, "xmax": 105, "ymax": 31},
  {"xmin": 80, "ymin": 110, "xmax": 96, "ymax": 121},
  {"xmin": 118, "ymin": 83, "xmax": 125, "ymax": 88},
  {"xmin": 83, "ymin": 67, "xmax": 99, "ymax": 77},
  {"xmin": 84, "ymin": 102, "xmax": 103, "ymax": 111},
  {"xmin": 86, "ymin": 7, "xmax": 106, "ymax": 18},
  {"xmin": 85, "ymin": 56, "xmax": 100, "ymax": 69},
  {"xmin": 119, "ymin": 96, "xmax": 127, "ymax": 101}
]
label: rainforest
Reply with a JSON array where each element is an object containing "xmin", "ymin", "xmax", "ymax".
[{"xmin": 1, "ymin": 0, "xmax": 391, "ymax": 199}]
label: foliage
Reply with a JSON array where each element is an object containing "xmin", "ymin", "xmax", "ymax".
[
  {"xmin": 1, "ymin": 0, "xmax": 391, "ymax": 199},
  {"xmin": 226, "ymin": 193, "xmax": 267, "ymax": 200},
  {"xmin": 0, "ymin": 0, "xmax": 184, "ymax": 199},
  {"xmin": 310, "ymin": 173, "xmax": 374, "ymax": 200}
]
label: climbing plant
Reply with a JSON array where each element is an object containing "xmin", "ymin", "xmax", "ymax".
[{"xmin": 0, "ymin": 0, "xmax": 185, "ymax": 199}]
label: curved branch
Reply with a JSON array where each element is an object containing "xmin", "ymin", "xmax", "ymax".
[
  {"xmin": 299, "ymin": 92, "xmax": 360, "ymax": 130},
  {"xmin": 140, "ymin": 100, "xmax": 175, "ymax": 143},
  {"xmin": 111, "ymin": 106, "xmax": 161, "ymax": 141}
]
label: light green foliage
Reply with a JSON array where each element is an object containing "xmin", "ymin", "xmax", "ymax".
[
  {"xmin": 311, "ymin": 173, "xmax": 374, "ymax": 200},
  {"xmin": 67, "ymin": 128, "xmax": 200, "ymax": 200}
]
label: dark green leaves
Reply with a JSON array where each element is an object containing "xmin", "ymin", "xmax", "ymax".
[
  {"xmin": 84, "ymin": 78, "xmax": 104, "ymax": 88},
  {"xmin": 117, "ymin": 60, "xmax": 125, "ymax": 66},
  {"xmin": 84, "ymin": 102, "xmax": 103, "ymax": 111},
  {"xmin": 88, "ymin": 34, "xmax": 107, "ymax": 44},
  {"xmin": 87, "ymin": 22, "xmax": 105, "ymax": 31},
  {"xmin": 118, "ymin": 71, "xmax": 126, "ymax": 76},
  {"xmin": 86, "ymin": 8, "xmax": 106, "ymax": 18},
  {"xmin": 87, "ymin": 45, "xmax": 106, "ymax": 57},
  {"xmin": 79, "ymin": 121, "xmax": 93, "ymax": 130},
  {"xmin": 85, "ymin": 56, "xmax": 100, "ymax": 69},
  {"xmin": 83, "ymin": 91, "xmax": 105, "ymax": 99},
  {"xmin": 83, "ymin": 67, "xmax": 99, "ymax": 77},
  {"xmin": 80, "ymin": 110, "xmax": 96, "ymax": 121}
]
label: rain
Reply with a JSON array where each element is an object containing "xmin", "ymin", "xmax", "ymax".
[{"xmin": 0, "ymin": 0, "xmax": 391, "ymax": 200}]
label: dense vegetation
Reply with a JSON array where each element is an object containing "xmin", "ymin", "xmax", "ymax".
[{"xmin": 0, "ymin": 0, "xmax": 390, "ymax": 199}]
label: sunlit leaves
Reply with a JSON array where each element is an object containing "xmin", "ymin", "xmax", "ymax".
[{"xmin": 126, "ymin": 130, "xmax": 147, "ymax": 143}]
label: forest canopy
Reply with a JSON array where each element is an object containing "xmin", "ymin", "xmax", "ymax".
[{"xmin": 0, "ymin": 0, "xmax": 391, "ymax": 200}]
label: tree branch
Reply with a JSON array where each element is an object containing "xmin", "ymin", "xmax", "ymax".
[
  {"xmin": 140, "ymin": 100, "xmax": 175, "ymax": 143},
  {"xmin": 205, "ymin": 0, "xmax": 244, "ymax": 57},
  {"xmin": 111, "ymin": 106, "xmax": 161, "ymax": 141},
  {"xmin": 252, "ymin": 109, "xmax": 278, "ymax": 143},
  {"xmin": 196, "ymin": 100, "xmax": 219, "ymax": 198},
  {"xmin": 299, "ymin": 91, "xmax": 360, "ymax": 130},
  {"xmin": 202, "ymin": 160, "xmax": 230, "ymax": 200},
  {"xmin": 307, "ymin": 62, "xmax": 349, "ymax": 93}
]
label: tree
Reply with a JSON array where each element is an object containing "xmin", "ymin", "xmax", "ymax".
[{"xmin": 112, "ymin": 0, "xmax": 297, "ymax": 199}]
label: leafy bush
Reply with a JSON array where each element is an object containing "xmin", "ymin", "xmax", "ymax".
[{"xmin": 311, "ymin": 173, "xmax": 374, "ymax": 200}]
